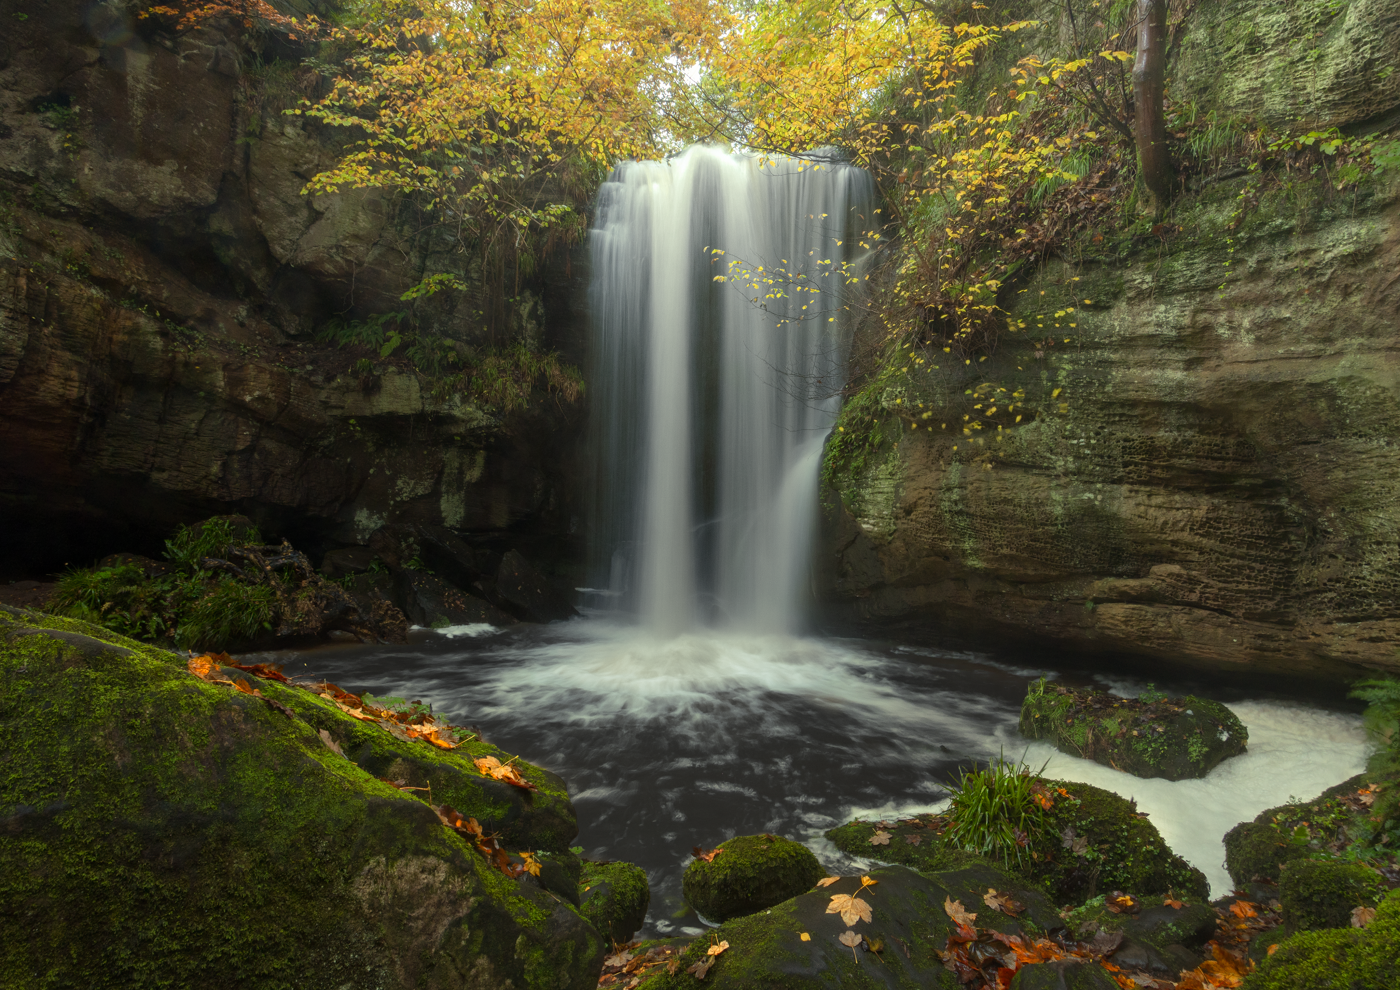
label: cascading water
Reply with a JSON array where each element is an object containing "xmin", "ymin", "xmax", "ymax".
[{"xmin": 587, "ymin": 147, "xmax": 877, "ymax": 634}]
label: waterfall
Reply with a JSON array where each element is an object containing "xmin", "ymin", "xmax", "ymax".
[{"xmin": 587, "ymin": 146, "xmax": 875, "ymax": 635}]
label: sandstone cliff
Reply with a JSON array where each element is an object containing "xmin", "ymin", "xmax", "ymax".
[
  {"xmin": 0, "ymin": 0, "xmax": 586, "ymax": 578},
  {"xmin": 820, "ymin": 0, "xmax": 1400, "ymax": 675}
]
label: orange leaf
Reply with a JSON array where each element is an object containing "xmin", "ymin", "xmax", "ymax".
[
  {"xmin": 1229, "ymin": 901, "xmax": 1258, "ymax": 919},
  {"xmin": 943, "ymin": 896, "xmax": 977, "ymax": 927},
  {"xmin": 1163, "ymin": 898, "xmax": 1185, "ymax": 909},
  {"xmin": 692, "ymin": 845, "xmax": 723, "ymax": 863},
  {"xmin": 816, "ymin": 876, "xmax": 841, "ymax": 887},
  {"xmin": 232, "ymin": 677, "xmax": 260, "ymax": 696},
  {"xmin": 828, "ymin": 893, "xmax": 873, "ymax": 926},
  {"xmin": 473, "ymin": 755, "xmax": 538, "ymax": 790}
]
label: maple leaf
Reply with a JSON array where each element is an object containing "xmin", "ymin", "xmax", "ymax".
[
  {"xmin": 815, "ymin": 876, "xmax": 842, "ymax": 887},
  {"xmin": 187, "ymin": 655, "xmax": 219, "ymax": 680},
  {"xmin": 943, "ymin": 896, "xmax": 977, "ymax": 926},
  {"xmin": 520, "ymin": 851, "xmax": 542, "ymax": 877},
  {"xmin": 983, "ymin": 888, "xmax": 1024, "ymax": 917},
  {"xmin": 827, "ymin": 893, "xmax": 873, "ymax": 926},
  {"xmin": 692, "ymin": 846, "xmax": 723, "ymax": 863},
  {"xmin": 1163, "ymin": 898, "xmax": 1185, "ymax": 909},
  {"xmin": 837, "ymin": 930, "xmax": 863, "ymax": 961},
  {"xmin": 474, "ymin": 755, "xmax": 538, "ymax": 790},
  {"xmin": 687, "ymin": 956, "xmax": 715, "ymax": 979},
  {"xmin": 706, "ymin": 940, "xmax": 729, "ymax": 957},
  {"xmin": 604, "ymin": 950, "xmax": 633, "ymax": 968},
  {"xmin": 905, "ymin": 833, "xmax": 923, "ymax": 846},
  {"xmin": 318, "ymin": 729, "xmax": 344, "ymax": 757},
  {"xmin": 1352, "ymin": 905, "xmax": 1377, "ymax": 928},
  {"xmin": 869, "ymin": 830, "xmax": 892, "ymax": 845},
  {"xmin": 1229, "ymin": 900, "xmax": 1258, "ymax": 919}
]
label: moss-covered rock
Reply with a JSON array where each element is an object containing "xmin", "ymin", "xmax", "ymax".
[
  {"xmin": 0, "ymin": 605, "xmax": 604, "ymax": 989},
  {"xmin": 1066, "ymin": 894, "xmax": 1216, "ymax": 953},
  {"xmin": 1020, "ymin": 680, "xmax": 1247, "ymax": 781},
  {"xmin": 1278, "ymin": 860, "xmax": 1384, "ymax": 933},
  {"xmin": 1224, "ymin": 774, "xmax": 1374, "ymax": 886},
  {"xmin": 1243, "ymin": 888, "xmax": 1400, "ymax": 990},
  {"xmin": 580, "ymin": 861, "xmax": 651, "ymax": 941},
  {"xmin": 641, "ymin": 861, "xmax": 1064, "ymax": 990},
  {"xmin": 1009, "ymin": 960, "xmax": 1121, "ymax": 990},
  {"xmin": 683, "ymin": 833, "xmax": 826, "ymax": 922},
  {"xmin": 828, "ymin": 780, "xmax": 1207, "ymax": 905}
]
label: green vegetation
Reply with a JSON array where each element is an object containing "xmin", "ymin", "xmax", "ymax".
[
  {"xmin": 1279, "ymin": 859, "xmax": 1383, "ymax": 933},
  {"xmin": 1244, "ymin": 889, "xmax": 1400, "ymax": 990},
  {"xmin": 0, "ymin": 607, "xmax": 600, "ymax": 989},
  {"xmin": 944, "ymin": 756, "xmax": 1049, "ymax": 869}
]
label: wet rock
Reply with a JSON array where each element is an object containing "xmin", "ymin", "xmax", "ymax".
[
  {"xmin": 394, "ymin": 570, "xmax": 516, "ymax": 628},
  {"xmin": 1067, "ymin": 895, "xmax": 1216, "ymax": 953},
  {"xmin": 321, "ymin": 546, "xmax": 379, "ymax": 580},
  {"xmin": 1009, "ymin": 959, "xmax": 1121, "ymax": 990},
  {"xmin": 1019, "ymin": 680, "xmax": 1247, "ymax": 780},
  {"xmin": 683, "ymin": 833, "xmax": 825, "ymax": 923},
  {"xmin": 580, "ymin": 860, "xmax": 651, "ymax": 941},
  {"xmin": 0, "ymin": 608, "xmax": 604, "ymax": 989},
  {"xmin": 1223, "ymin": 774, "xmax": 1374, "ymax": 885},
  {"xmin": 495, "ymin": 549, "xmax": 577, "ymax": 623}
]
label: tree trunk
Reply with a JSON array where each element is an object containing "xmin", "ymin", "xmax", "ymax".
[{"xmin": 1133, "ymin": 0, "xmax": 1174, "ymax": 214}]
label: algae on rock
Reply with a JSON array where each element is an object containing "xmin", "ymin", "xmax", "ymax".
[
  {"xmin": 0, "ymin": 605, "xmax": 602, "ymax": 990},
  {"xmin": 683, "ymin": 833, "xmax": 826, "ymax": 923},
  {"xmin": 580, "ymin": 861, "xmax": 652, "ymax": 942}
]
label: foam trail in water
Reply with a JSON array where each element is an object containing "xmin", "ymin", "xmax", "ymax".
[{"xmin": 1003, "ymin": 702, "xmax": 1369, "ymax": 897}]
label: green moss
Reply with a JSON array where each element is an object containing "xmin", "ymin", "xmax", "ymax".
[
  {"xmin": 580, "ymin": 861, "xmax": 651, "ymax": 941},
  {"xmin": 1066, "ymin": 895, "xmax": 1215, "ymax": 953},
  {"xmin": 0, "ymin": 608, "xmax": 602, "ymax": 990},
  {"xmin": 682, "ymin": 834, "xmax": 825, "ymax": 923},
  {"xmin": 1279, "ymin": 859, "xmax": 1384, "ymax": 932},
  {"xmin": 1244, "ymin": 889, "xmax": 1400, "ymax": 990},
  {"xmin": 1020, "ymin": 681, "xmax": 1247, "ymax": 781},
  {"xmin": 1224, "ymin": 774, "xmax": 1372, "ymax": 885}
]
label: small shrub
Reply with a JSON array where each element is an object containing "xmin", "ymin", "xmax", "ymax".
[
  {"xmin": 175, "ymin": 579, "xmax": 278, "ymax": 651},
  {"xmin": 945, "ymin": 756, "xmax": 1049, "ymax": 868}
]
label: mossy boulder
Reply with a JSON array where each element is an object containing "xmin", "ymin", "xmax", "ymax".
[
  {"xmin": 829, "ymin": 780, "xmax": 1207, "ymax": 904},
  {"xmin": 0, "ymin": 605, "xmax": 604, "ymax": 989},
  {"xmin": 1243, "ymin": 888, "xmax": 1400, "ymax": 990},
  {"xmin": 683, "ymin": 833, "xmax": 825, "ymax": 922},
  {"xmin": 580, "ymin": 861, "xmax": 651, "ymax": 941},
  {"xmin": 1008, "ymin": 960, "xmax": 1121, "ymax": 990},
  {"xmin": 1066, "ymin": 894, "xmax": 1216, "ymax": 953},
  {"xmin": 1223, "ymin": 774, "xmax": 1374, "ymax": 886},
  {"xmin": 1278, "ymin": 860, "xmax": 1384, "ymax": 933},
  {"xmin": 640, "ymin": 861, "xmax": 1065, "ymax": 990},
  {"xmin": 1020, "ymin": 680, "xmax": 1247, "ymax": 781}
]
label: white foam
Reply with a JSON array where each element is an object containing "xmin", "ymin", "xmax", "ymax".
[
  {"xmin": 432, "ymin": 623, "xmax": 499, "ymax": 639},
  {"xmin": 999, "ymin": 701, "xmax": 1370, "ymax": 897}
]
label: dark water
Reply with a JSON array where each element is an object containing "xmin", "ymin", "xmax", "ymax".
[{"xmin": 252, "ymin": 620, "xmax": 1368, "ymax": 936}]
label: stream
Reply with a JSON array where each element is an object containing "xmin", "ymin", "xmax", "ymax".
[{"xmin": 257, "ymin": 619, "xmax": 1370, "ymax": 939}]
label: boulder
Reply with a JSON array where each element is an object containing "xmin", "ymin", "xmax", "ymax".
[
  {"xmin": 638, "ymin": 862, "xmax": 1080, "ymax": 990},
  {"xmin": 1019, "ymin": 680, "xmax": 1247, "ymax": 781},
  {"xmin": 0, "ymin": 605, "xmax": 605, "ymax": 989},
  {"xmin": 580, "ymin": 861, "xmax": 652, "ymax": 941},
  {"xmin": 321, "ymin": 546, "xmax": 380, "ymax": 579},
  {"xmin": 496, "ymin": 549, "xmax": 578, "ymax": 623},
  {"xmin": 395, "ymin": 570, "xmax": 517, "ymax": 628},
  {"xmin": 1009, "ymin": 960, "xmax": 1121, "ymax": 990},
  {"xmin": 1223, "ymin": 774, "xmax": 1373, "ymax": 885},
  {"xmin": 1247, "ymin": 888, "xmax": 1400, "ymax": 990},
  {"xmin": 828, "ymin": 780, "xmax": 1208, "ymax": 904},
  {"xmin": 1279, "ymin": 860, "xmax": 1384, "ymax": 933},
  {"xmin": 683, "ymin": 834, "xmax": 825, "ymax": 922}
]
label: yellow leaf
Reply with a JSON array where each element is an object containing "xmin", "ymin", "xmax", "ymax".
[
  {"xmin": 827, "ymin": 893, "xmax": 873, "ymax": 926},
  {"xmin": 800, "ymin": 932, "xmax": 811, "ymax": 941}
]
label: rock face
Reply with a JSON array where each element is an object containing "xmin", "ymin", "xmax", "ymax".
[
  {"xmin": 0, "ymin": 605, "xmax": 605, "ymax": 989},
  {"xmin": 819, "ymin": 1, "xmax": 1400, "ymax": 675},
  {"xmin": 0, "ymin": 0, "xmax": 586, "ymax": 579}
]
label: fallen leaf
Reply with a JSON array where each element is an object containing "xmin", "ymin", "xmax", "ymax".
[
  {"xmin": 187, "ymin": 655, "xmax": 219, "ymax": 680},
  {"xmin": 318, "ymin": 729, "xmax": 343, "ymax": 757},
  {"xmin": 1071, "ymin": 835, "xmax": 1089, "ymax": 856},
  {"xmin": 1105, "ymin": 892, "xmax": 1140, "ymax": 915},
  {"xmin": 693, "ymin": 846, "xmax": 723, "ymax": 863},
  {"xmin": 687, "ymin": 956, "xmax": 714, "ymax": 979},
  {"xmin": 706, "ymin": 940, "xmax": 729, "ymax": 957},
  {"xmin": 816, "ymin": 876, "xmax": 842, "ymax": 887},
  {"xmin": 474, "ymin": 755, "xmax": 538, "ymax": 790},
  {"xmin": 1358, "ymin": 789, "xmax": 1376, "ymax": 807},
  {"xmin": 905, "ymin": 833, "xmax": 923, "ymax": 846},
  {"xmin": 604, "ymin": 951, "xmax": 633, "ymax": 968},
  {"xmin": 262, "ymin": 697, "xmax": 297, "ymax": 720},
  {"xmin": 1229, "ymin": 901, "xmax": 1258, "ymax": 920},
  {"xmin": 799, "ymin": 932, "xmax": 811, "ymax": 941},
  {"xmin": 870, "ymin": 830, "xmax": 892, "ymax": 846},
  {"xmin": 827, "ymin": 893, "xmax": 873, "ymax": 926},
  {"xmin": 1163, "ymin": 898, "xmax": 1185, "ymax": 910},
  {"xmin": 983, "ymin": 888, "xmax": 1024, "ymax": 917},
  {"xmin": 837, "ymin": 930, "xmax": 863, "ymax": 961},
  {"xmin": 1087, "ymin": 930, "xmax": 1124, "ymax": 956},
  {"xmin": 1352, "ymin": 905, "xmax": 1377, "ymax": 928},
  {"xmin": 232, "ymin": 677, "xmax": 260, "ymax": 696},
  {"xmin": 1266, "ymin": 944, "xmax": 1279, "ymax": 956},
  {"xmin": 520, "ymin": 851, "xmax": 542, "ymax": 877},
  {"xmin": 666, "ymin": 957, "xmax": 680, "ymax": 975},
  {"xmin": 943, "ymin": 896, "xmax": 977, "ymax": 926}
]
